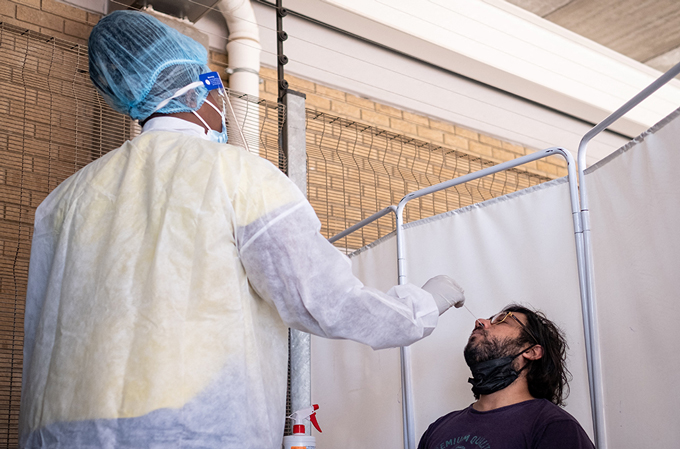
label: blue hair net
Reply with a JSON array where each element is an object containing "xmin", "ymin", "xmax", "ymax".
[{"xmin": 88, "ymin": 10, "xmax": 211, "ymax": 122}]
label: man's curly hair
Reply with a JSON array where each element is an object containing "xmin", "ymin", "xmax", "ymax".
[{"xmin": 504, "ymin": 304, "xmax": 572, "ymax": 406}]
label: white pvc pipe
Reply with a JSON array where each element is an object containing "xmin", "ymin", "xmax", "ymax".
[
  {"xmin": 218, "ymin": 0, "xmax": 261, "ymax": 154},
  {"xmin": 218, "ymin": 0, "xmax": 261, "ymax": 97}
]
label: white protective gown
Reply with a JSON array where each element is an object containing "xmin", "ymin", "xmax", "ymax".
[{"xmin": 19, "ymin": 119, "xmax": 439, "ymax": 449}]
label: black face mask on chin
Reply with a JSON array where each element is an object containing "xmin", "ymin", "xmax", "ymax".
[{"xmin": 467, "ymin": 346, "xmax": 534, "ymax": 396}]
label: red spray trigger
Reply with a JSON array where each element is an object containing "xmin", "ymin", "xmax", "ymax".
[
  {"xmin": 309, "ymin": 407, "xmax": 322, "ymax": 433},
  {"xmin": 289, "ymin": 404, "xmax": 322, "ymax": 434}
]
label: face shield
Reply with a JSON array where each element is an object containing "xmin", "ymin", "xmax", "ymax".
[{"xmin": 152, "ymin": 71, "xmax": 250, "ymax": 152}]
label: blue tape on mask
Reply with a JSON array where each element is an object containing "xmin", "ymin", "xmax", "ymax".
[{"xmin": 200, "ymin": 72, "xmax": 224, "ymax": 91}]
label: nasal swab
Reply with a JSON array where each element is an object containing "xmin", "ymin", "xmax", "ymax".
[
  {"xmin": 463, "ymin": 303, "xmax": 484, "ymax": 327},
  {"xmin": 463, "ymin": 303, "xmax": 478, "ymax": 320}
]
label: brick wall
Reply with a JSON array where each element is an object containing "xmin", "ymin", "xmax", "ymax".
[
  {"xmin": 0, "ymin": 0, "xmax": 101, "ymax": 44},
  {"xmin": 0, "ymin": 7, "xmax": 104, "ymax": 444},
  {"xmin": 258, "ymin": 66, "xmax": 568, "ymax": 179}
]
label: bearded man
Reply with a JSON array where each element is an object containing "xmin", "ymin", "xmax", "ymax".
[{"xmin": 418, "ymin": 304, "xmax": 595, "ymax": 449}]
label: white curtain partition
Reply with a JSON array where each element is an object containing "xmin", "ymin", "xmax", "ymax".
[
  {"xmin": 310, "ymin": 107, "xmax": 680, "ymax": 448},
  {"xmin": 585, "ymin": 108, "xmax": 680, "ymax": 448},
  {"xmin": 312, "ymin": 178, "xmax": 593, "ymax": 448}
]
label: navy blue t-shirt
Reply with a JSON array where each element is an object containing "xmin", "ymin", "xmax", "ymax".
[{"xmin": 417, "ymin": 399, "xmax": 594, "ymax": 449}]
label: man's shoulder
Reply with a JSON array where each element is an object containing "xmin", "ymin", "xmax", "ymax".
[
  {"xmin": 524, "ymin": 399, "xmax": 581, "ymax": 423},
  {"xmin": 430, "ymin": 406, "xmax": 470, "ymax": 427},
  {"xmin": 498, "ymin": 399, "xmax": 584, "ymax": 431},
  {"xmin": 528, "ymin": 400, "xmax": 595, "ymax": 448}
]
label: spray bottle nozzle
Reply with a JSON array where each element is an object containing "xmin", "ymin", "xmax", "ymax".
[{"xmin": 288, "ymin": 404, "xmax": 322, "ymax": 434}]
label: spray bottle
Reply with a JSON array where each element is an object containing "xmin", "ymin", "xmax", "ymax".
[{"xmin": 282, "ymin": 404, "xmax": 322, "ymax": 449}]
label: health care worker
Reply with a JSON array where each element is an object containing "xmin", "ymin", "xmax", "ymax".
[{"xmin": 19, "ymin": 11, "xmax": 465, "ymax": 449}]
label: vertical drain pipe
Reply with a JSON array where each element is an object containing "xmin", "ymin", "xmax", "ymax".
[{"xmin": 218, "ymin": 0, "xmax": 261, "ymax": 154}]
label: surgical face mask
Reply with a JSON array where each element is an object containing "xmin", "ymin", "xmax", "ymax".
[
  {"xmin": 192, "ymin": 98, "xmax": 228, "ymax": 144},
  {"xmin": 467, "ymin": 346, "xmax": 534, "ymax": 396}
]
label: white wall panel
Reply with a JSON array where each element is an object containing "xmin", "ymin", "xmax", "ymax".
[
  {"xmin": 312, "ymin": 179, "xmax": 593, "ymax": 448},
  {"xmin": 311, "ymin": 0, "xmax": 680, "ymax": 136},
  {"xmin": 585, "ymin": 108, "xmax": 680, "ymax": 448},
  {"xmin": 311, "ymin": 235, "xmax": 403, "ymax": 448},
  {"xmin": 252, "ymin": 2, "xmax": 629, "ymax": 166}
]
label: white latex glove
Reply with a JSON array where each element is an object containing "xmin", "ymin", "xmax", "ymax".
[{"xmin": 421, "ymin": 275, "xmax": 465, "ymax": 315}]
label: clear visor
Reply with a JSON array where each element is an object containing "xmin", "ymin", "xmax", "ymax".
[
  {"xmin": 154, "ymin": 72, "xmax": 250, "ymax": 152},
  {"xmin": 218, "ymin": 86, "xmax": 250, "ymax": 153}
]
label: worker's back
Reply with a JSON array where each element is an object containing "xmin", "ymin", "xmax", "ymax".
[{"xmin": 20, "ymin": 131, "xmax": 299, "ymax": 448}]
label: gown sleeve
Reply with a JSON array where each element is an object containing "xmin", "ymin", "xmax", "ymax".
[{"xmin": 235, "ymin": 159, "xmax": 439, "ymax": 350}]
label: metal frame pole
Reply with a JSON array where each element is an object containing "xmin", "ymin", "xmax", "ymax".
[
  {"xmin": 396, "ymin": 206, "xmax": 417, "ymax": 449},
  {"xmin": 576, "ymin": 60, "xmax": 680, "ymax": 449},
  {"xmin": 328, "ymin": 206, "xmax": 397, "ymax": 244},
  {"xmin": 394, "ymin": 147, "xmax": 584, "ymax": 449},
  {"xmin": 284, "ymin": 90, "xmax": 311, "ymax": 431}
]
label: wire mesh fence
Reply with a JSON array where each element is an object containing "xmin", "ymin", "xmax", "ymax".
[
  {"xmin": 0, "ymin": 21, "xmax": 284, "ymax": 448},
  {"xmin": 0, "ymin": 23, "xmax": 119, "ymax": 447},
  {"xmin": 306, "ymin": 111, "xmax": 553, "ymax": 253},
  {"xmin": 223, "ymin": 89, "xmax": 286, "ymax": 171}
]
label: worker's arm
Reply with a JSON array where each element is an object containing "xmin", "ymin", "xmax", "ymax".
[{"xmin": 238, "ymin": 198, "xmax": 449, "ymax": 350}]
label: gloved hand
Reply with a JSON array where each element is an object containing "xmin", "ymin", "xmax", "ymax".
[{"xmin": 421, "ymin": 275, "xmax": 465, "ymax": 315}]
